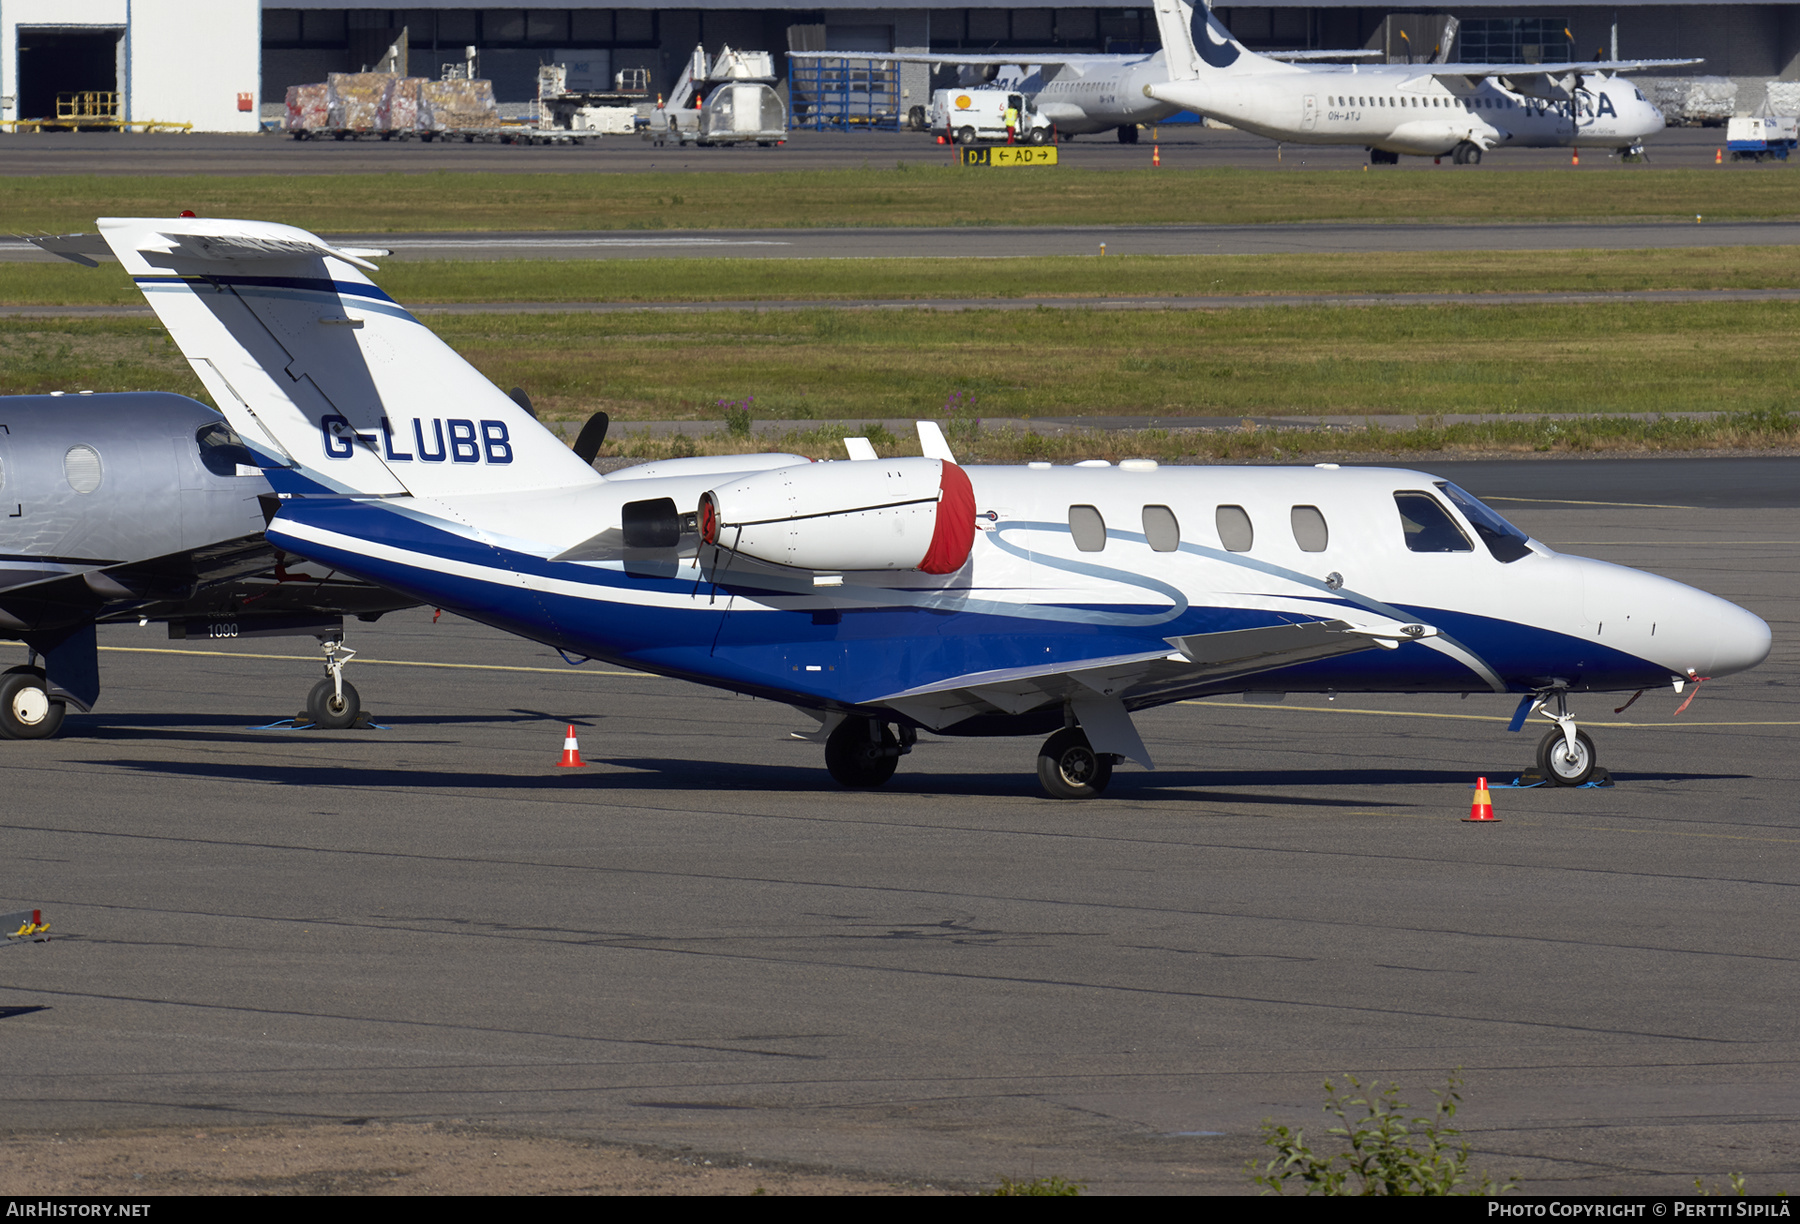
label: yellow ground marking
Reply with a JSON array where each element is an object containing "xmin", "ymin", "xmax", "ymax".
[
  {"xmin": 1, "ymin": 640, "xmax": 652, "ymax": 679},
  {"xmin": 1483, "ymin": 496, "xmax": 1703, "ymax": 510}
]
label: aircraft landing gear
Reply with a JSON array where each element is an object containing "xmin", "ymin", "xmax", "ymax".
[
  {"xmin": 825, "ymin": 717, "xmax": 913, "ymax": 788},
  {"xmin": 1620, "ymin": 141, "xmax": 1648, "ymax": 163},
  {"xmin": 1369, "ymin": 148, "xmax": 1400, "ymax": 165},
  {"xmin": 1451, "ymin": 141, "xmax": 1482, "ymax": 165},
  {"xmin": 1530, "ymin": 689, "xmax": 1598, "ymax": 786},
  {"xmin": 0, "ymin": 666, "xmax": 65, "ymax": 740},
  {"xmin": 1037, "ymin": 727, "xmax": 1114, "ymax": 800},
  {"xmin": 305, "ymin": 636, "xmax": 361, "ymax": 729},
  {"xmin": 1117, "ymin": 124, "xmax": 1138, "ymax": 144}
]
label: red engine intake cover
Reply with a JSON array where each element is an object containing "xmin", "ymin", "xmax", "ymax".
[{"xmin": 917, "ymin": 462, "xmax": 976, "ymax": 575}]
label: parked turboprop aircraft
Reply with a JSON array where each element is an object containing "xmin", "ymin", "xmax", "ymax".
[
  {"xmin": 1144, "ymin": 0, "xmax": 1698, "ymax": 162},
  {"xmin": 63, "ymin": 217, "xmax": 1772, "ymax": 797},
  {"xmin": 0, "ymin": 390, "xmax": 415, "ymax": 737},
  {"xmin": 790, "ymin": 33, "xmax": 1377, "ymax": 141}
]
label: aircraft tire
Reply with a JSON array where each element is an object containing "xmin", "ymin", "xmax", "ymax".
[
  {"xmin": 307, "ymin": 678, "xmax": 361, "ymax": 730},
  {"xmin": 0, "ymin": 668, "xmax": 65, "ymax": 740},
  {"xmin": 1037, "ymin": 728, "xmax": 1113, "ymax": 800},
  {"xmin": 1536, "ymin": 728, "xmax": 1597, "ymax": 787},
  {"xmin": 1117, "ymin": 124, "xmax": 1138, "ymax": 144},
  {"xmin": 907, "ymin": 105, "xmax": 926, "ymax": 131},
  {"xmin": 1454, "ymin": 141, "xmax": 1481, "ymax": 165},
  {"xmin": 824, "ymin": 718, "xmax": 899, "ymax": 788}
]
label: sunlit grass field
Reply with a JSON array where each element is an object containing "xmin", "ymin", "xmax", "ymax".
[{"xmin": 4, "ymin": 164, "xmax": 1797, "ymax": 234}]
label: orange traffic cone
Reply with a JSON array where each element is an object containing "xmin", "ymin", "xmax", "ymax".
[
  {"xmin": 1716, "ymin": 147, "xmax": 1723, "ymax": 164},
  {"xmin": 1571, "ymin": 148, "xmax": 1580, "ymax": 165},
  {"xmin": 1464, "ymin": 776, "xmax": 1497, "ymax": 822},
  {"xmin": 556, "ymin": 724, "xmax": 586, "ymax": 768},
  {"xmin": 1152, "ymin": 143, "xmax": 1161, "ymax": 167}
]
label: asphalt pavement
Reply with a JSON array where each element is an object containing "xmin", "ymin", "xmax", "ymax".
[{"xmin": 2, "ymin": 457, "xmax": 1796, "ymax": 1194}]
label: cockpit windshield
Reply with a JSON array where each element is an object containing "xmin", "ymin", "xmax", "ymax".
[
  {"xmin": 196, "ymin": 422, "xmax": 258, "ymax": 477},
  {"xmin": 1435, "ymin": 482, "xmax": 1533, "ymax": 563}
]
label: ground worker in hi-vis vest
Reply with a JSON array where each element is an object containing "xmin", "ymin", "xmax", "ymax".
[{"xmin": 1004, "ymin": 103, "xmax": 1018, "ymax": 143}]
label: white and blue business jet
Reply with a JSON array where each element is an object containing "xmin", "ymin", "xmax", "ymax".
[{"xmin": 66, "ymin": 217, "xmax": 1771, "ymax": 798}]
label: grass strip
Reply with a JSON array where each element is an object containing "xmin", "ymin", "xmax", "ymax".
[
  {"xmin": 6, "ymin": 246, "xmax": 1800, "ymax": 307},
  {"xmin": 3, "ymin": 166, "xmax": 1798, "ymax": 234},
  {"xmin": 604, "ymin": 411, "xmax": 1800, "ymax": 464},
  {"xmin": 3, "ymin": 302, "xmax": 1797, "ymax": 425}
]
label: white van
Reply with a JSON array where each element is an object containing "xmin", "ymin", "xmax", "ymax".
[{"xmin": 927, "ymin": 88, "xmax": 1053, "ymax": 145}]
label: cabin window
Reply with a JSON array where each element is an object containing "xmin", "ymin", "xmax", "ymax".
[
  {"xmin": 1069, "ymin": 504, "xmax": 1107, "ymax": 552},
  {"xmin": 1394, "ymin": 491, "xmax": 1472, "ymax": 553},
  {"xmin": 196, "ymin": 422, "xmax": 257, "ymax": 477},
  {"xmin": 64, "ymin": 444, "xmax": 102, "ymax": 494},
  {"xmin": 1216, "ymin": 505, "xmax": 1253, "ymax": 553},
  {"xmin": 1143, "ymin": 504, "xmax": 1180, "ymax": 552},
  {"xmin": 1436, "ymin": 481, "xmax": 1533, "ymax": 563},
  {"xmin": 1291, "ymin": 505, "xmax": 1329, "ymax": 553}
]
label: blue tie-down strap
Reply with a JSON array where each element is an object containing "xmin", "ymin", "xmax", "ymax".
[
  {"xmin": 1482, "ymin": 774, "xmax": 1614, "ymax": 790},
  {"xmin": 248, "ymin": 716, "xmax": 389, "ymax": 731}
]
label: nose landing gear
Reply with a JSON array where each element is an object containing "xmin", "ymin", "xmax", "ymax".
[
  {"xmin": 304, "ymin": 636, "xmax": 362, "ymax": 729},
  {"xmin": 1525, "ymin": 688, "xmax": 1600, "ymax": 786}
]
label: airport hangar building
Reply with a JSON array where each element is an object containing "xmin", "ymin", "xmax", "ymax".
[{"xmin": 0, "ymin": 1, "xmax": 1795, "ymax": 133}]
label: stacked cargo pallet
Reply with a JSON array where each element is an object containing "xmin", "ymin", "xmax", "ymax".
[{"xmin": 284, "ymin": 73, "xmax": 499, "ymax": 139}]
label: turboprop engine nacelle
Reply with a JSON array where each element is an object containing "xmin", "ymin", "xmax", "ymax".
[{"xmin": 699, "ymin": 457, "xmax": 976, "ymax": 574}]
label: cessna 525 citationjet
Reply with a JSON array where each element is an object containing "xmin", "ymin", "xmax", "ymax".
[
  {"xmin": 1144, "ymin": 0, "xmax": 1696, "ymax": 163},
  {"xmin": 48, "ymin": 217, "xmax": 1771, "ymax": 798}
]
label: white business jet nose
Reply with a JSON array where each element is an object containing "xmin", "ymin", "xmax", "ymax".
[
  {"xmin": 1570, "ymin": 557, "xmax": 1770, "ymax": 681},
  {"xmin": 1706, "ymin": 597, "xmax": 1774, "ymax": 679}
]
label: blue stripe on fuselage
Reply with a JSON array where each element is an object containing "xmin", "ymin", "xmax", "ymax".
[{"xmin": 270, "ymin": 498, "xmax": 1669, "ymax": 710}]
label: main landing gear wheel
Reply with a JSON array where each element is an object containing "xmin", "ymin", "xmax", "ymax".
[
  {"xmin": 0, "ymin": 667, "xmax": 65, "ymax": 740},
  {"xmin": 1037, "ymin": 727, "xmax": 1113, "ymax": 800},
  {"xmin": 307, "ymin": 678, "xmax": 361, "ymax": 729},
  {"xmin": 1537, "ymin": 728, "xmax": 1597, "ymax": 787},
  {"xmin": 1369, "ymin": 147, "xmax": 1400, "ymax": 165},
  {"xmin": 1117, "ymin": 124, "xmax": 1139, "ymax": 144},
  {"xmin": 1452, "ymin": 141, "xmax": 1482, "ymax": 165},
  {"xmin": 825, "ymin": 718, "xmax": 900, "ymax": 788}
]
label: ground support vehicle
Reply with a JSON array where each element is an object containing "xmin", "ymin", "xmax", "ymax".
[
  {"xmin": 929, "ymin": 88, "xmax": 1053, "ymax": 146},
  {"xmin": 1726, "ymin": 115, "xmax": 1798, "ymax": 161}
]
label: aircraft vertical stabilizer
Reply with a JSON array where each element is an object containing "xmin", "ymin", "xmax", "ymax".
[
  {"xmin": 97, "ymin": 217, "xmax": 602, "ymax": 499},
  {"xmin": 1151, "ymin": 0, "xmax": 1294, "ymax": 81}
]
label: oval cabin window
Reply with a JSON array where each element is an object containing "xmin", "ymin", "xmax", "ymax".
[
  {"xmin": 1142, "ymin": 505, "xmax": 1180, "ymax": 553},
  {"xmin": 1216, "ymin": 505, "xmax": 1253, "ymax": 553},
  {"xmin": 1069, "ymin": 504, "xmax": 1107, "ymax": 552},
  {"xmin": 64, "ymin": 444, "xmax": 102, "ymax": 494},
  {"xmin": 1291, "ymin": 505, "xmax": 1329, "ymax": 552}
]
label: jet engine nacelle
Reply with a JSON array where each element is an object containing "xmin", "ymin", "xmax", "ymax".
[{"xmin": 699, "ymin": 457, "xmax": 976, "ymax": 574}]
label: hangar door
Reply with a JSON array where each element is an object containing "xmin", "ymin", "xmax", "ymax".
[{"xmin": 16, "ymin": 27, "xmax": 123, "ymax": 121}]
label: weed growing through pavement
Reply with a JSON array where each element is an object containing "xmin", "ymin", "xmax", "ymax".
[{"xmin": 1249, "ymin": 1071, "xmax": 1516, "ymax": 1196}]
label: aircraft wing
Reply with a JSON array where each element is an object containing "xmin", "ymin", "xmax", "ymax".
[
  {"xmin": 871, "ymin": 617, "xmax": 1435, "ymax": 740},
  {"xmin": 1266, "ymin": 50, "xmax": 1382, "ymax": 61},
  {"xmin": 785, "ymin": 49, "xmax": 1135, "ymax": 71},
  {"xmin": 1428, "ymin": 57, "xmax": 1699, "ymax": 79}
]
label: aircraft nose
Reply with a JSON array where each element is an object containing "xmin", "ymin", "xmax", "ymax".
[
  {"xmin": 1708, "ymin": 598, "xmax": 1773, "ymax": 678},
  {"xmin": 1574, "ymin": 557, "xmax": 1770, "ymax": 680}
]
